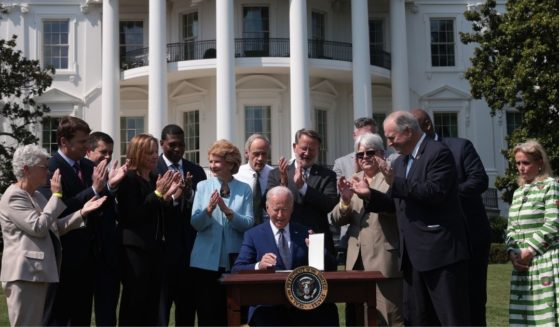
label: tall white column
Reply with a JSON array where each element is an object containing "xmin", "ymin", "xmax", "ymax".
[
  {"xmin": 289, "ymin": 0, "xmax": 311, "ymax": 134},
  {"xmin": 148, "ymin": 0, "xmax": 167, "ymax": 138},
  {"xmin": 352, "ymin": 0, "xmax": 372, "ymax": 119},
  {"xmin": 101, "ymin": 0, "xmax": 119, "ymax": 140},
  {"xmin": 216, "ymin": 0, "xmax": 235, "ymax": 140},
  {"xmin": 390, "ymin": 0, "xmax": 410, "ymax": 111}
]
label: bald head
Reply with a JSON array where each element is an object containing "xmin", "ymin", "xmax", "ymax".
[{"xmin": 411, "ymin": 108, "xmax": 436, "ymax": 138}]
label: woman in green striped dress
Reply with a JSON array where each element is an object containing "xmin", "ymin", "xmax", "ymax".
[{"xmin": 507, "ymin": 140, "xmax": 559, "ymax": 326}]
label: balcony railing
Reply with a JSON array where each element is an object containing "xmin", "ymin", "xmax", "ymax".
[{"xmin": 120, "ymin": 38, "xmax": 391, "ymax": 70}]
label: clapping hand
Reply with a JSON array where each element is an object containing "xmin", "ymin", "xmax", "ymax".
[
  {"xmin": 92, "ymin": 159, "xmax": 109, "ymax": 193},
  {"xmin": 156, "ymin": 170, "xmax": 175, "ymax": 197},
  {"xmin": 50, "ymin": 169, "xmax": 62, "ymax": 194},
  {"xmin": 293, "ymin": 161, "xmax": 305, "ymax": 189},
  {"xmin": 349, "ymin": 175, "xmax": 371, "ymax": 199},
  {"xmin": 80, "ymin": 195, "xmax": 108, "ymax": 217},
  {"xmin": 206, "ymin": 190, "xmax": 220, "ymax": 216},
  {"xmin": 278, "ymin": 156, "xmax": 289, "ymax": 186},
  {"xmin": 337, "ymin": 176, "xmax": 353, "ymax": 204},
  {"xmin": 163, "ymin": 172, "xmax": 182, "ymax": 202},
  {"xmin": 374, "ymin": 156, "xmax": 394, "ymax": 185},
  {"xmin": 108, "ymin": 159, "xmax": 129, "ymax": 189}
]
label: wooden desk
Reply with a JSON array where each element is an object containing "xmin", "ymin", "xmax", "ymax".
[{"xmin": 221, "ymin": 270, "xmax": 384, "ymax": 326}]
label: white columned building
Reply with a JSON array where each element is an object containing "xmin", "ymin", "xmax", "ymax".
[
  {"xmin": 148, "ymin": 0, "xmax": 167, "ymax": 138},
  {"xmin": 351, "ymin": 0, "xmax": 373, "ymax": 118},
  {"xmin": 289, "ymin": 0, "xmax": 311, "ymax": 134},
  {"xmin": 390, "ymin": 0, "xmax": 410, "ymax": 111},
  {"xmin": 101, "ymin": 0, "xmax": 119, "ymax": 141},
  {"xmin": 216, "ymin": 0, "xmax": 235, "ymax": 140}
]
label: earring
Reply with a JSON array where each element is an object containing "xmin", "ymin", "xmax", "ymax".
[{"xmin": 539, "ymin": 166, "xmax": 542, "ymax": 172}]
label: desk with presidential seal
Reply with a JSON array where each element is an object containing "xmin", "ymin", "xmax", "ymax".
[{"xmin": 221, "ymin": 267, "xmax": 385, "ymax": 326}]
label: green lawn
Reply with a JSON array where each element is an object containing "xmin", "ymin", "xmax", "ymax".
[{"xmin": 0, "ymin": 264, "xmax": 511, "ymax": 326}]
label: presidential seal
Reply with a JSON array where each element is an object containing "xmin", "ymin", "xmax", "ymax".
[{"xmin": 285, "ymin": 266, "xmax": 328, "ymax": 310}]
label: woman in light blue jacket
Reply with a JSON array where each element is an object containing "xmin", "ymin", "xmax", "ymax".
[{"xmin": 190, "ymin": 139, "xmax": 253, "ymax": 326}]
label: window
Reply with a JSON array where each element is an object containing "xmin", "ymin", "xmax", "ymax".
[
  {"xmin": 434, "ymin": 112, "xmax": 458, "ymax": 138},
  {"xmin": 120, "ymin": 117, "xmax": 145, "ymax": 163},
  {"xmin": 315, "ymin": 109, "xmax": 328, "ymax": 165},
  {"xmin": 183, "ymin": 111, "xmax": 201, "ymax": 164},
  {"xmin": 430, "ymin": 18, "xmax": 455, "ymax": 67},
  {"xmin": 182, "ymin": 12, "xmax": 199, "ymax": 60},
  {"xmin": 310, "ymin": 12, "xmax": 326, "ymax": 58},
  {"xmin": 245, "ymin": 106, "xmax": 272, "ymax": 143},
  {"xmin": 506, "ymin": 112, "xmax": 522, "ymax": 135},
  {"xmin": 119, "ymin": 21, "xmax": 144, "ymax": 63},
  {"xmin": 242, "ymin": 7, "xmax": 269, "ymax": 56},
  {"xmin": 41, "ymin": 116, "xmax": 61, "ymax": 155},
  {"xmin": 369, "ymin": 19, "xmax": 384, "ymax": 49},
  {"xmin": 43, "ymin": 20, "xmax": 69, "ymax": 69}
]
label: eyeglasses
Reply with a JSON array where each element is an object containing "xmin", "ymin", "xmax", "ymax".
[{"xmin": 356, "ymin": 150, "xmax": 376, "ymax": 160}]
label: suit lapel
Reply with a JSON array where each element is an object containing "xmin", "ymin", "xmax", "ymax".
[{"xmin": 406, "ymin": 138, "xmax": 428, "ymax": 180}]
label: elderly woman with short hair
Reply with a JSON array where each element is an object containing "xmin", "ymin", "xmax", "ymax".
[
  {"xmin": 0, "ymin": 144, "xmax": 105, "ymax": 326},
  {"xmin": 331, "ymin": 133, "xmax": 404, "ymax": 326},
  {"xmin": 190, "ymin": 139, "xmax": 254, "ymax": 326}
]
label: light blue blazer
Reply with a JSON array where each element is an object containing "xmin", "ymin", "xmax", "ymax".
[{"xmin": 190, "ymin": 177, "xmax": 254, "ymax": 271}]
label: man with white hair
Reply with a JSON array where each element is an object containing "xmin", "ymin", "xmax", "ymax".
[{"xmin": 352, "ymin": 111, "xmax": 471, "ymax": 325}]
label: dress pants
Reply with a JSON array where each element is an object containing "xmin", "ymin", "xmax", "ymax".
[
  {"xmin": 3, "ymin": 281, "xmax": 49, "ymax": 326},
  {"xmin": 192, "ymin": 267, "xmax": 227, "ymax": 326},
  {"xmin": 159, "ymin": 265, "xmax": 196, "ymax": 326},
  {"xmin": 402, "ymin": 253, "xmax": 471, "ymax": 326}
]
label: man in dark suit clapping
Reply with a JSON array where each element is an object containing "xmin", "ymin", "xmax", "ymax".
[
  {"xmin": 156, "ymin": 124, "xmax": 207, "ymax": 326},
  {"xmin": 267, "ymin": 129, "xmax": 338, "ymax": 259},
  {"xmin": 352, "ymin": 111, "xmax": 471, "ymax": 325},
  {"xmin": 412, "ymin": 109, "xmax": 491, "ymax": 326}
]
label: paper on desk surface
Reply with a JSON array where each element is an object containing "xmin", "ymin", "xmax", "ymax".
[{"xmin": 308, "ymin": 233, "xmax": 324, "ymax": 271}]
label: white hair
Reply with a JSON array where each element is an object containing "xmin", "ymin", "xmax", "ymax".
[
  {"xmin": 354, "ymin": 133, "xmax": 385, "ymax": 152},
  {"xmin": 13, "ymin": 144, "xmax": 49, "ymax": 179},
  {"xmin": 266, "ymin": 185, "xmax": 294, "ymax": 207}
]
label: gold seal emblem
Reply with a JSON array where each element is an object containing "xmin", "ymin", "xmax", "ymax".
[{"xmin": 285, "ymin": 266, "xmax": 328, "ymax": 310}]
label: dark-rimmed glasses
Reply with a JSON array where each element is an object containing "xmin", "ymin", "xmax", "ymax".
[{"xmin": 356, "ymin": 150, "xmax": 376, "ymax": 160}]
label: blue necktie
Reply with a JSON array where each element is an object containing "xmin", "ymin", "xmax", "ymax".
[
  {"xmin": 405, "ymin": 155, "xmax": 414, "ymax": 178},
  {"xmin": 278, "ymin": 229, "xmax": 292, "ymax": 269}
]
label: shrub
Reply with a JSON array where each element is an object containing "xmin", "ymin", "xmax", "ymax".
[
  {"xmin": 489, "ymin": 216, "xmax": 508, "ymax": 243},
  {"xmin": 489, "ymin": 243, "xmax": 509, "ymax": 264}
]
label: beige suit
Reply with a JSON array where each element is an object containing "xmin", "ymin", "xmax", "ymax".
[
  {"xmin": 0, "ymin": 184, "xmax": 84, "ymax": 326},
  {"xmin": 331, "ymin": 171, "xmax": 403, "ymax": 326}
]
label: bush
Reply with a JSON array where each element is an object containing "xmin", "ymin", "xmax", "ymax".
[
  {"xmin": 489, "ymin": 216, "xmax": 508, "ymax": 243},
  {"xmin": 489, "ymin": 243, "xmax": 509, "ymax": 264}
]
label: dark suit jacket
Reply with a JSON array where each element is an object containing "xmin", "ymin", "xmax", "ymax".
[
  {"xmin": 156, "ymin": 156, "xmax": 207, "ymax": 267},
  {"xmin": 366, "ymin": 138, "xmax": 470, "ymax": 272},
  {"xmin": 40, "ymin": 152, "xmax": 96, "ymax": 270},
  {"xmin": 232, "ymin": 221, "xmax": 311, "ymax": 272},
  {"xmin": 440, "ymin": 137, "xmax": 491, "ymax": 241},
  {"xmin": 267, "ymin": 163, "xmax": 338, "ymax": 254}
]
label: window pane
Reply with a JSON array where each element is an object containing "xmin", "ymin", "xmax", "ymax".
[
  {"xmin": 43, "ymin": 20, "xmax": 69, "ymax": 69},
  {"xmin": 244, "ymin": 106, "xmax": 272, "ymax": 151},
  {"xmin": 183, "ymin": 111, "xmax": 201, "ymax": 164},
  {"xmin": 120, "ymin": 117, "xmax": 145, "ymax": 163},
  {"xmin": 314, "ymin": 109, "xmax": 328, "ymax": 166},
  {"xmin": 433, "ymin": 112, "xmax": 458, "ymax": 138},
  {"xmin": 430, "ymin": 18, "xmax": 455, "ymax": 67},
  {"xmin": 119, "ymin": 21, "xmax": 144, "ymax": 63},
  {"xmin": 506, "ymin": 112, "xmax": 522, "ymax": 135},
  {"xmin": 41, "ymin": 116, "xmax": 61, "ymax": 155}
]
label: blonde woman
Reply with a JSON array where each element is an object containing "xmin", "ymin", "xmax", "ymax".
[{"xmin": 507, "ymin": 139, "xmax": 559, "ymax": 326}]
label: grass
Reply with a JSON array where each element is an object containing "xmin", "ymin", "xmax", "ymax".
[{"xmin": 0, "ymin": 264, "xmax": 511, "ymax": 326}]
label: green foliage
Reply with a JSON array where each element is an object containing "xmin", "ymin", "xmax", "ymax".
[
  {"xmin": 489, "ymin": 243, "xmax": 509, "ymax": 264},
  {"xmin": 489, "ymin": 215, "xmax": 508, "ymax": 243},
  {"xmin": 0, "ymin": 35, "xmax": 54, "ymax": 193},
  {"xmin": 461, "ymin": 0, "xmax": 559, "ymax": 203}
]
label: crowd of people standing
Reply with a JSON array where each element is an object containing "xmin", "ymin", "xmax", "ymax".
[{"xmin": 0, "ymin": 110, "xmax": 558, "ymax": 327}]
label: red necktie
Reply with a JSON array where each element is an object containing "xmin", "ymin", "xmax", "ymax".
[{"xmin": 73, "ymin": 162, "xmax": 84, "ymax": 184}]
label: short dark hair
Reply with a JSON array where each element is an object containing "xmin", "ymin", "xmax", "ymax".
[
  {"xmin": 56, "ymin": 116, "xmax": 91, "ymax": 145},
  {"xmin": 294, "ymin": 128, "xmax": 322, "ymax": 145},
  {"xmin": 354, "ymin": 117, "xmax": 377, "ymax": 129},
  {"xmin": 161, "ymin": 124, "xmax": 184, "ymax": 140},
  {"xmin": 88, "ymin": 131, "xmax": 114, "ymax": 151}
]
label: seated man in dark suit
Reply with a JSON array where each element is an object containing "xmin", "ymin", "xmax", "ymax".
[{"xmin": 232, "ymin": 186, "xmax": 339, "ymax": 326}]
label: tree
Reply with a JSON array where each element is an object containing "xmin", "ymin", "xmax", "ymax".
[
  {"xmin": 0, "ymin": 35, "xmax": 54, "ymax": 193},
  {"xmin": 461, "ymin": 0, "xmax": 559, "ymax": 203}
]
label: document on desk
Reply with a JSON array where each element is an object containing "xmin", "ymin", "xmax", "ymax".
[{"xmin": 308, "ymin": 233, "xmax": 324, "ymax": 270}]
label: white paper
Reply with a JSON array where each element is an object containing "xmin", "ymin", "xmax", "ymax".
[{"xmin": 308, "ymin": 233, "xmax": 324, "ymax": 270}]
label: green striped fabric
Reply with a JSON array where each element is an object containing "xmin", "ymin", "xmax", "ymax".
[{"xmin": 507, "ymin": 177, "xmax": 559, "ymax": 326}]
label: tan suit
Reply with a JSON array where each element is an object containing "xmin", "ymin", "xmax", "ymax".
[
  {"xmin": 0, "ymin": 184, "xmax": 84, "ymax": 326},
  {"xmin": 331, "ymin": 171, "xmax": 403, "ymax": 326}
]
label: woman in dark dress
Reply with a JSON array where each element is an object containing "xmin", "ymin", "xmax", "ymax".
[{"xmin": 117, "ymin": 134, "xmax": 181, "ymax": 325}]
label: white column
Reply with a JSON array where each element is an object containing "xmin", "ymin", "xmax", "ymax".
[
  {"xmin": 390, "ymin": 0, "xmax": 410, "ymax": 111},
  {"xmin": 216, "ymin": 0, "xmax": 235, "ymax": 140},
  {"xmin": 101, "ymin": 0, "xmax": 119, "ymax": 140},
  {"xmin": 148, "ymin": 0, "xmax": 167, "ymax": 138},
  {"xmin": 352, "ymin": 0, "xmax": 372, "ymax": 119},
  {"xmin": 289, "ymin": 0, "xmax": 311, "ymax": 134}
]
